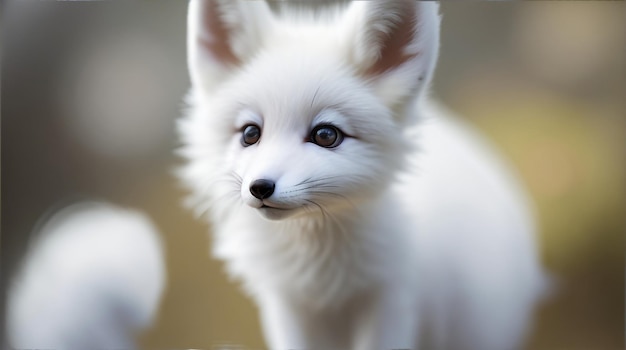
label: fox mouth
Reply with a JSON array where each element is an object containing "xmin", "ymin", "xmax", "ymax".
[
  {"xmin": 259, "ymin": 204, "xmax": 289, "ymax": 211},
  {"xmin": 260, "ymin": 204, "xmax": 281, "ymax": 209},
  {"xmin": 259, "ymin": 202, "xmax": 290, "ymax": 210},
  {"xmin": 245, "ymin": 196, "xmax": 306, "ymax": 220},
  {"xmin": 256, "ymin": 204, "xmax": 298, "ymax": 220}
]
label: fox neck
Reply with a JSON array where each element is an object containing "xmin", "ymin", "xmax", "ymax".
[
  {"xmin": 262, "ymin": 194, "xmax": 399, "ymax": 307},
  {"xmin": 276, "ymin": 191, "xmax": 393, "ymax": 239}
]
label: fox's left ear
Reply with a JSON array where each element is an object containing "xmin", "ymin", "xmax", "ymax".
[
  {"xmin": 343, "ymin": 1, "xmax": 440, "ymax": 118},
  {"xmin": 187, "ymin": 0, "xmax": 275, "ymax": 92}
]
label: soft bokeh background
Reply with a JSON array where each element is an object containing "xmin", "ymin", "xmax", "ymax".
[{"xmin": 2, "ymin": 1, "xmax": 624, "ymax": 349}]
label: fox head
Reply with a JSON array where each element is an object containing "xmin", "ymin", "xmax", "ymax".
[{"xmin": 179, "ymin": 0, "xmax": 440, "ymax": 221}]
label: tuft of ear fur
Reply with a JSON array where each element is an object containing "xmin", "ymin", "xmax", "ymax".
[
  {"xmin": 343, "ymin": 1, "xmax": 440, "ymax": 120},
  {"xmin": 187, "ymin": 0, "xmax": 275, "ymax": 92}
]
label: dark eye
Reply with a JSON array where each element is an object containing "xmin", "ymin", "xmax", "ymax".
[
  {"xmin": 241, "ymin": 124, "xmax": 261, "ymax": 146},
  {"xmin": 311, "ymin": 125, "xmax": 344, "ymax": 148}
]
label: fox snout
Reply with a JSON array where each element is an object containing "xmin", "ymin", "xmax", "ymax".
[{"xmin": 249, "ymin": 179, "xmax": 275, "ymax": 200}]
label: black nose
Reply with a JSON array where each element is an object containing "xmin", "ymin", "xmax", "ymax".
[{"xmin": 250, "ymin": 179, "xmax": 275, "ymax": 199}]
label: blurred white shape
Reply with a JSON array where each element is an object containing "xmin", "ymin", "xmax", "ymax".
[
  {"xmin": 61, "ymin": 33, "xmax": 175, "ymax": 159},
  {"xmin": 6, "ymin": 202, "xmax": 167, "ymax": 349}
]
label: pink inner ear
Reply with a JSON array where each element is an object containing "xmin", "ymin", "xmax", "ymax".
[
  {"xmin": 366, "ymin": 9, "xmax": 418, "ymax": 76},
  {"xmin": 198, "ymin": 1, "xmax": 241, "ymax": 66}
]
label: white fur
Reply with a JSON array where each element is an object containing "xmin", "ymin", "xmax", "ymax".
[
  {"xmin": 180, "ymin": 1, "xmax": 548, "ymax": 349},
  {"xmin": 6, "ymin": 202, "xmax": 166, "ymax": 349}
]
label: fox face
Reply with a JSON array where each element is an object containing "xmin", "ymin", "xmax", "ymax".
[{"xmin": 179, "ymin": 1, "xmax": 440, "ymax": 221}]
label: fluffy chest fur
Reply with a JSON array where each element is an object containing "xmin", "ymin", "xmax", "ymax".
[{"xmin": 211, "ymin": 194, "xmax": 416, "ymax": 310}]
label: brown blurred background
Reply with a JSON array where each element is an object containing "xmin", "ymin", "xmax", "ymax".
[{"xmin": 2, "ymin": 1, "xmax": 624, "ymax": 349}]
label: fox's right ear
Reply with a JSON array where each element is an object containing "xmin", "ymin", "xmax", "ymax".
[{"xmin": 187, "ymin": 0, "xmax": 274, "ymax": 92}]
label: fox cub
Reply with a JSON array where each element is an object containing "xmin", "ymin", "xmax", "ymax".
[{"xmin": 179, "ymin": 1, "xmax": 548, "ymax": 349}]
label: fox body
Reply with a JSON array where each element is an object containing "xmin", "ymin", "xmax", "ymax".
[{"xmin": 179, "ymin": 1, "xmax": 547, "ymax": 349}]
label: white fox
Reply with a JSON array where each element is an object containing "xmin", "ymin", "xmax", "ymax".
[{"xmin": 179, "ymin": 1, "xmax": 548, "ymax": 349}]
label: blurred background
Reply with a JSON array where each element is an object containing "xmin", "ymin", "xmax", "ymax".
[{"xmin": 2, "ymin": 1, "xmax": 624, "ymax": 349}]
